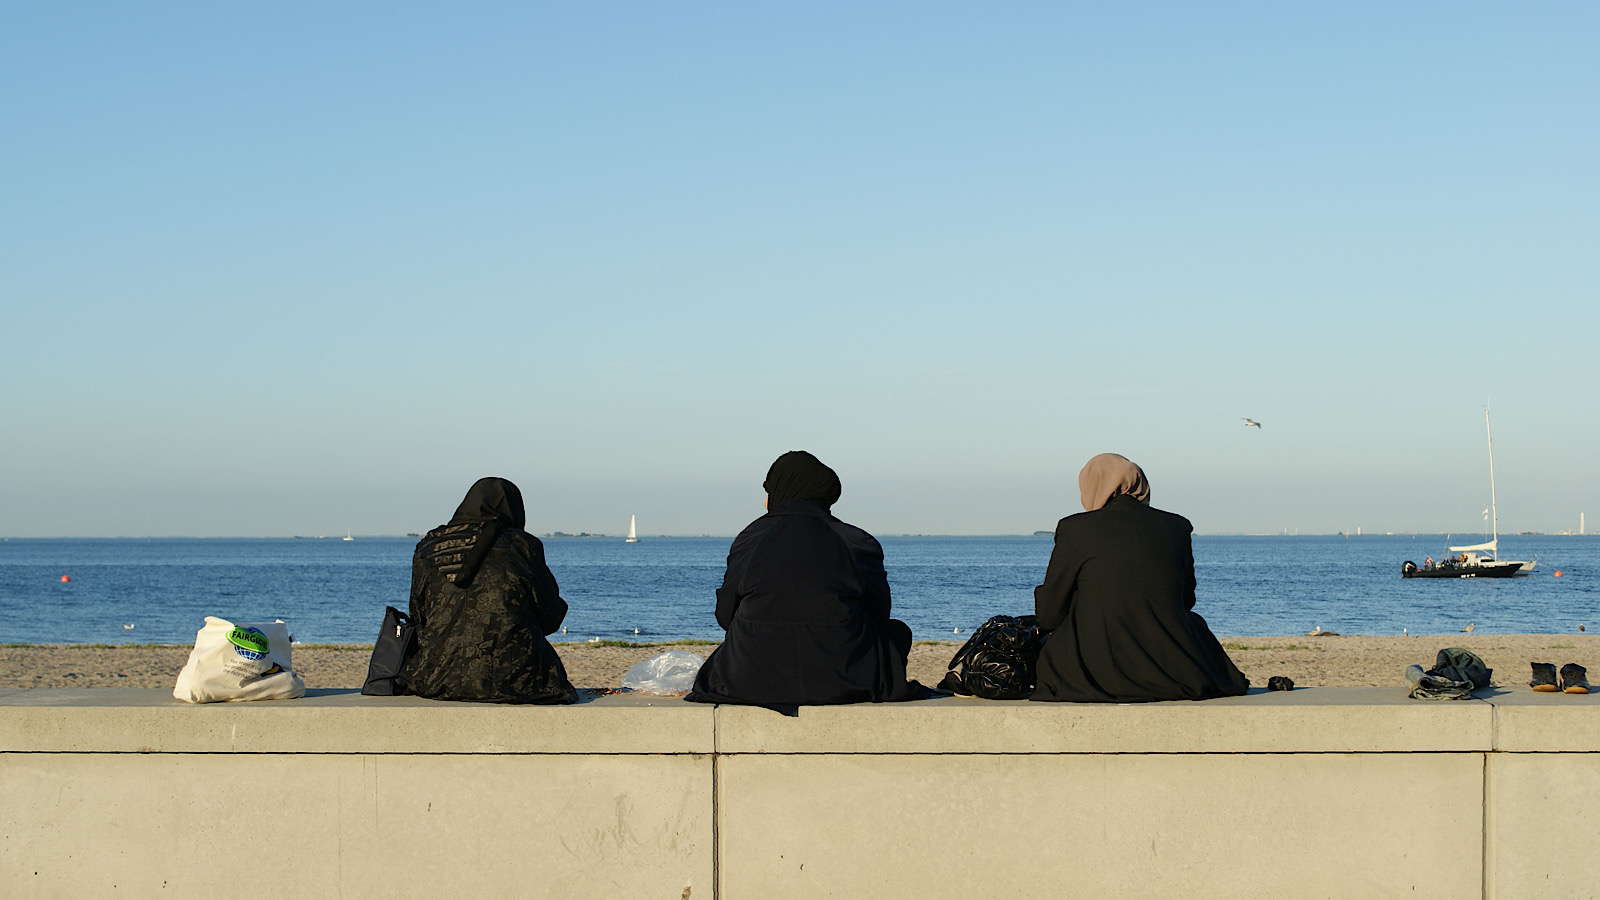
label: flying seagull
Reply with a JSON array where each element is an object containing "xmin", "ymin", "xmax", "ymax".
[{"xmin": 1242, "ymin": 418, "xmax": 1262, "ymax": 428}]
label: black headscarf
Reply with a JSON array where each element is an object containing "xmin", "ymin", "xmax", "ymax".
[
  {"xmin": 450, "ymin": 477, "xmax": 526, "ymax": 530},
  {"xmin": 445, "ymin": 477, "xmax": 526, "ymax": 587},
  {"xmin": 763, "ymin": 451, "xmax": 842, "ymax": 508}
]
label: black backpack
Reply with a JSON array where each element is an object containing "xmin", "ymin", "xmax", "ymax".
[{"xmin": 938, "ymin": 614, "xmax": 1045, "ymax": 700}]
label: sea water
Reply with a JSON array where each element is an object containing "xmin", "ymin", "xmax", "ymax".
[{"xmin": 0, "ymin": 534, "xmax": 1596, "ymax": 645}]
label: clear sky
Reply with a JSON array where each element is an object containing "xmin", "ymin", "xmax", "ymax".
[{"xmin": 3, "ymin": 2, "xmax": 1596, "ymax": 537}]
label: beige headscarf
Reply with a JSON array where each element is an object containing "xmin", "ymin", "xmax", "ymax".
[{"xmin": 1078, "ymin": 453, "xmax": 1151, "ymax": 512}]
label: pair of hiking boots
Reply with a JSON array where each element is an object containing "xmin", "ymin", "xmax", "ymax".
[{"xmin": 1530, "ymin": 662, "xmax": 1589, "ymax": 694}]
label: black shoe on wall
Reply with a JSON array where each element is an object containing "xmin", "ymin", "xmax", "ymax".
[
  {"xmin": 1560, "ymin": 663, "xmax": 1590, "ymax": 694},
  {"xmin": 1530, "ymin": 662, "xmax": 1559, "ymax": 692}
]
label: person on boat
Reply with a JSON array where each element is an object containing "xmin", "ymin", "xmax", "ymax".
[
  {"xmin": 1425, "ymin": 555, "xmax": 1435, "ymax": 571},
  {"xmin": 397, "ymin": 477, "xmax": 577, "ymax": 704},
  {"xmin": 686, "ymin": 451, "xmax": 927, "ymax": 710},
  {"xmin": 1030, "ymin": 453, "xmax": 1249, "ymax": 703}
]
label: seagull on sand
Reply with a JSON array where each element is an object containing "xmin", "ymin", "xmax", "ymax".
[
  {"xmin": 1242, "ymin": 418, "xmax": 1262, "ymax": 428},
  {"xmin": 1461, "ymin": 622, "xmax": 1476, "ymax": 633}
]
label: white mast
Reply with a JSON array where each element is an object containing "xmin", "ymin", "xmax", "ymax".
[
  {"xmin": 1485, "ymin": 408, "xmax": 1498, "ymax": 555},
  {"xmin": 1448, "ymin": 408, "xmax": 1503, "ymax": 559}
]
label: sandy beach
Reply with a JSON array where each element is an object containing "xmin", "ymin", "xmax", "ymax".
[{"xmin": 3, "ymin": 633, "xmax": 1598, "ymax": 692}]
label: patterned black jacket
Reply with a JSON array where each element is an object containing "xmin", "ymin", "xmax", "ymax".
[{"xmin": 400, "ymin": 522, "xmax": 577, "ymax": 704}]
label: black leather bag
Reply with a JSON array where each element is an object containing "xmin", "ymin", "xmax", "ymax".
[
  {"xmin": 938, "ymin": 614, "xmax": 1044, "ymax": 700},
  {"xmin": 361, "ymin": 606, "xmax": 417, "ymax": 696}
]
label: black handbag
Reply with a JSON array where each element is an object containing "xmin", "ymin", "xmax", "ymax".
[
  {"xmin": 360, "ymin": 606, "xmax": 417, "ymax": 696},
  {"xmin": 938, "ymin": 614, "xmax": 1044, "ymax": 700}
]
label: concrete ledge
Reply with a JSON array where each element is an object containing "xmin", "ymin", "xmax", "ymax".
[
  {"xmin": 4, "ymin": 687, "xmax": 1598, "ymax": 898},
  {"xmin": 0, "ymin": 689, "xmax": 714, "ymax": 754},
  {"xmin": 1488, "ymin": 689, "xmax": 1600, "ymax": 752},
  {"xmin": 716, "ymin": 687, "xmax": 1494, "ymax": 754},
  {"xmin": 0, "ymin": 686, "xmax": 1523, "ymax": 755},
  {"xmin": 2, "ymin": 752, "xmax": 713, "ymax": 898},
  {"xmin": 720, "ymin": 752, "xmax": 1485, "ymax": 899},
  {"xmin": 1487, "ymin": 752, "xmax": 1600, "ymax": 898}
]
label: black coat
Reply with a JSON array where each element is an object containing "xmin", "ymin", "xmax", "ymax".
[
  {"xmin": 687, "ymin": 499, "xmax": 921, "ymax": 707},
  {"xmin": 1031, "ymin": 494, "xmax": 1249, "ymax": 702},
  {"xmin": 401, "ymin": 523, "xmax": 577, "ymax": 704}
]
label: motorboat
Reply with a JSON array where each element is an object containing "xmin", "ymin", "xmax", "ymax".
[
  {"xmin": 1401, "ymin": 409, "xmax": 1534, "ymax": 578},
  {"xmin": 1402, "ymin": 552, "xmax": 1524, "ymax": 578}
]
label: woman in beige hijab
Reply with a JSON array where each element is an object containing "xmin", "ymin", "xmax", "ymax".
[{"xmin": 1030, "ymin": 453, "xmax": 1248, "ymax": 702}]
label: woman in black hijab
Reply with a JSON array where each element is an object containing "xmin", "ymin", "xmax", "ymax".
[
  {"xmin": 687, "ymin": 451, "xmax": 925, "ymax": 709},
  {"xmin": 1030, "ymin": 454, "xmax": 1248, "ymax": 703},
  {"xmin": 400, "ymin": 477, "xmax": 577, "ymax": 704}
]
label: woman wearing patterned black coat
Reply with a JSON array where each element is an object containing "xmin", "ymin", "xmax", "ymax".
[{"xmin": 400, "ymin": 477, "xmax": 577, "ymax": 704}]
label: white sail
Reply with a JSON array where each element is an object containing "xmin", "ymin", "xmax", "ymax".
[{"xmin": 625, "ymin": 515, "xmax": 638, "ymax": 543}]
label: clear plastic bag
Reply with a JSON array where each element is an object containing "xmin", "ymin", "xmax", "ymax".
[{"xmin": 620, "ymin": 650, "xmax": 705, "ymax": 695}]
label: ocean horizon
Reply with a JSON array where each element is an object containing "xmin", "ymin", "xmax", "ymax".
[{"xmin": 2, "ymin": 534, "xmax": 1595, "ymax": 645}]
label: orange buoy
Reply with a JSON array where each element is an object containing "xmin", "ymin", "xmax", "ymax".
[
  {"xmin": 1554, "ymin": 570, "xmax": 1563, "ymax": 577},
  {"xmin": 60, "ymin": 575, "xmax": 70, "ymax": 583}
]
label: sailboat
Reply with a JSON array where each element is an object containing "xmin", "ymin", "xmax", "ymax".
[
  {"xmin": 625, "ymin": 515, "xmax": 638, "ymax": 543},
  {"xmin": 1402, "ymin": 409, "xmax": 1535, "ymax": 578},
  {"xmin": 342, "ymin": 529, "xmax": 354, "ymax": 542}
]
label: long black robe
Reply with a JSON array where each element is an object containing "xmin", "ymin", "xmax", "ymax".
[
  {"xmin": 400, "ymin": 478, "xmax": 577, "ymax": 704},
  {"xmin": 686, "ymin": 499, "xmax": 922, "ymax": 708},
  {"xmin": 1031, "ymin": 493, "xmax": 1248, "ymax": 703}
]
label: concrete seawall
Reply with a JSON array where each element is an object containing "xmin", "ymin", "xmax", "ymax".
[{"xmin": 2, "ymin": 688, "xmax": 1596, "ymax": 898}]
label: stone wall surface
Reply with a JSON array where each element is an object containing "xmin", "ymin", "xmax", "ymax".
[
  {"xmin": 2, "ymin": 688, "xmax": 1597, "ymax": 900},
  {"xmin": 1486, "ymin": 752, "xmax": 1600, "ymax": 900},
  {"xmin": 2, "ymin": 752, "xmax": 713, "ymax": 899},
  {"xmin": 719, "ymin": 752, "xmax": 1484, "ymax": 899}
]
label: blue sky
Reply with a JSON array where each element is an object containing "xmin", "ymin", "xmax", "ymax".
[{"xmin": 2, "ymin": 2, "xmax": 1596, "ymax": 537}]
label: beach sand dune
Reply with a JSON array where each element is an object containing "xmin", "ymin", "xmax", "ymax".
[{"xmin": 4, "ymin": 635, "xmax": 1598, "ymax": 692}]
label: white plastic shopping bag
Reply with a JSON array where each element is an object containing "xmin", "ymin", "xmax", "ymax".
[
  {"xmin": 173, "ymin": 616, "xmax": 306, "ymax": 703},
  {"xmin": 620, "ymin": 650, "xmax": 705, "ymax": 695}
]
